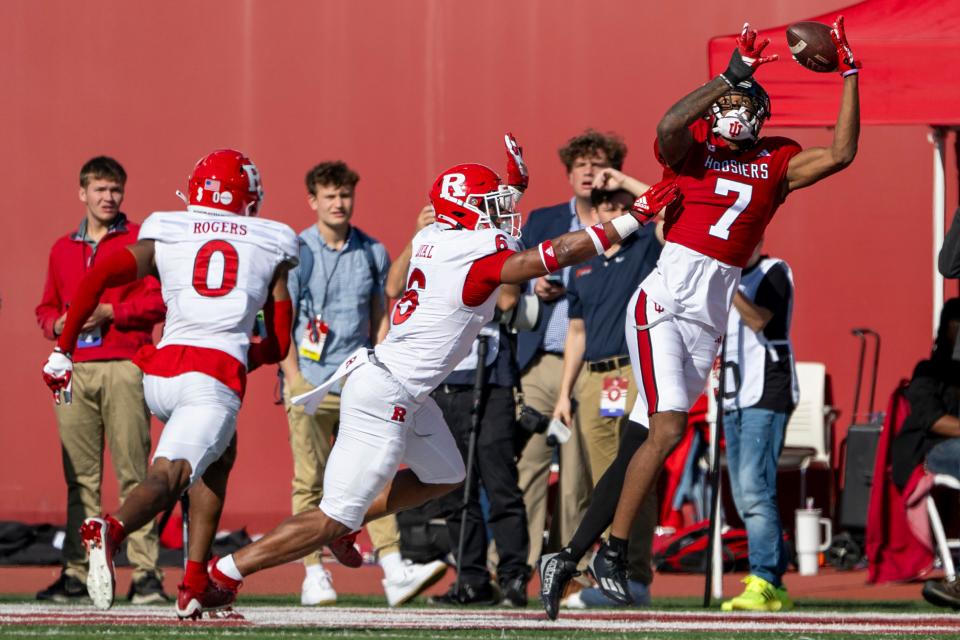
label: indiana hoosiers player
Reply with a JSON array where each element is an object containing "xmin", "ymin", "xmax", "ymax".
[
  {"xmin": 41, "ymin": 150, "xmax": 298, "ymax": 618},
  {"xmin": 201, "ymin": 135, "xmax": 679, "ymax": 608},
  {"xmin": 579, "ymin": 18, "xmax": 860, "ymax": 608}
]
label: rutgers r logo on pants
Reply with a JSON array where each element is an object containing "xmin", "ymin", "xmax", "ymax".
[{"xmin": 390, "ymin": 406, "xmax": 407, "ymax": 423}]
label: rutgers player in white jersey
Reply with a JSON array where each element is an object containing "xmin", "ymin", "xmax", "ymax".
[
  {"xmin": 201, "ymin": 135, "xmax": 680, "ymax": 609},
  {"xmin": 42, "ymin": 149, "xmax": 298, "ymax": 618},
  {"xmin": 587, "ymin": 19, "xmax": 861, "ymax": 603}
]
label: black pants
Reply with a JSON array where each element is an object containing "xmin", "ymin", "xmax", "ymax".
[{"xmin": 432, "ymin": 385, "xmax": 530, "ymax": 587}]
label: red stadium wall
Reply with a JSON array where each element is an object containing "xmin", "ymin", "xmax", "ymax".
[{"xmin": 1, "ymin": 0, "xmax": 954, "ymax": 532}]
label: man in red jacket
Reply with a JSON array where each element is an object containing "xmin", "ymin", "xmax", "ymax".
[{"xmin": 35, "ymin": 157, "xmax": 167, "ymax": 604}]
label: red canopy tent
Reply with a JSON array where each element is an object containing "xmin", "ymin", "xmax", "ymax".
[
  {"xmin": 708, "ymin": 0, "xmax": 960, "ymax": 335},
  {"xmin": 707, "ymin": 0, "xmax": 960, "ymax": 127}
]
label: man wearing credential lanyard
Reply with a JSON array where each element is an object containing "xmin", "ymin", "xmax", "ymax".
[{"xmin": 281, "ymin": 161, "xmax": 445, "ymax": 607}]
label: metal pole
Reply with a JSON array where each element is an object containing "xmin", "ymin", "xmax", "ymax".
[
  {"xmin": 865, "ymin": 329, "xmax": 881, "ymax": 421},
  {"xmin": 454, "ymin": 334, "xmax": 489, "ymax": 596},
  {"xmin": 703, "ymin": 338, "xmax": 727, "ymax": 607},
  {"xmin": 850, "ymin": 329, "xmax": 867, "ymax": 424},
  {"xmin": 931, "ymin": 128, "xmax": 946, "ymax": 340}
]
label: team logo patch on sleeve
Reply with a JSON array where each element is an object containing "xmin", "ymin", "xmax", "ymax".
[{"xmin": 390, "ymin": 406, "xmax": 407, "ymax": 423}]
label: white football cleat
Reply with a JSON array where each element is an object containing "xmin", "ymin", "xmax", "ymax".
[
  {"xmin": 382, "ymin": 559, "xmax": 448, "ymax": 607},
  {"xmin": 79, "ymin": 517, "xmax": 117, "ymax": 610},
  {"xmin": 300, "ymin": 569, "xmax": 337, "ymax": 606}
]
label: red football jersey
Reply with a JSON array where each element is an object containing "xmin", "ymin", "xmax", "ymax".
[{"xmin": 657, "ymin": 119, "xmax": 801, "ymax": 268}]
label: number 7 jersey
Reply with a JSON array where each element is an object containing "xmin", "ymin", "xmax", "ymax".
[
  {"xmin": 658, "ymin": 118, "xmax": 801, "ymax": 269},
  {"xmin": 139, "ymin": 210, "xmax": 298, "ymax": 367}
]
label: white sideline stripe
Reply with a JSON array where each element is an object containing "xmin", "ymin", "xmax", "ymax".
[{"xmin": 2, "ymin": 605, "xmax": 960, "ymax": 635}]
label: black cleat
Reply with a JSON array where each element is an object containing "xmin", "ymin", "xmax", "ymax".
[
  {"xmin": 128, "ymin": 571, "xmax": 170, "ymax": 605},
  {"xmin": 923, "ymin": 577, "xmax": 960, "ymax": 610},
  {"xmin": 36, "ymin": 570, "xmax": 88, "ymax": 603},
  {"xmin": 500, "ymin": 573, "xmax": 530, "ymax": 608},
  {"xmin": 588, "ymin": 541, "xmax": 633, "ymax": 606},
  {"xmin": 539, "ymin": 552, "xmax": 580, "ymax": 620},
  {"xmin": 427, "ymin": 580, "xmax": 501, "ymax": 606}
]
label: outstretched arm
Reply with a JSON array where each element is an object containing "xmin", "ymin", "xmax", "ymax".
[
  {"xmin": 499, "ymin": 181, "xmax": 679, "ymax": 285},
  {"xmin": 784, "ymin": 16, "xmax": 861, "ymax": 193},
  {"xmin": 783, "ymin": 76, "xmax": 859, "ymax": 192},
  {"xmin": 658, "ymin": 23, "xmax": 778, "ymax": 169},
  {"xmin": 42, "ymin": 240, "xmax": 156, "ymax": 404}
]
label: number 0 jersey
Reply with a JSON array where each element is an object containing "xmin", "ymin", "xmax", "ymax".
[
  {"xmin": 136, "ymin": 209, "xmax": 297, "ymax": 395},
  {"xmin": 640, "ymin": 120, "xmax": 802, "ymax": 329},
  {"xmin": 375, "ymin": 224, "xmax": 517, "ymax": 402}
]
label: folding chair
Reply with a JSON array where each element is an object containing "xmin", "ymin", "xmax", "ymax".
[{"xmin": 927, "ymin": 474, "xmax": 960, "ymax": 581}]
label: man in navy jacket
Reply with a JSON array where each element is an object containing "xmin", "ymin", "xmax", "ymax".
[{"xmin": 516, "ymin": 130, "xmax": 630, "ymax": 567}]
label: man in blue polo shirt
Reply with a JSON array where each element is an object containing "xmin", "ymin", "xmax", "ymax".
[
  {"xmin": 281, "ymin": 162, "xmax": 445, "ymax": 608},
  {"xmin": 540, "ymin": 168, "xmax": 663, "ymax": 616}
]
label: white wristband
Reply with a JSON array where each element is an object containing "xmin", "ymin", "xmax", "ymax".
[{"xmin": 611, "ymin": 214, "xmax": 641, "ymax": 239}]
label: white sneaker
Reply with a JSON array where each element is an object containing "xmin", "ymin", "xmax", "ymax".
[
  {"xmin": 300, "ymin": 569, "xmax": 337, "ymax": 606},
  {"xmin": 561, "ymin": 590, "xmax": 586, "ymax": 609},
  {"xmin": 382, "ymin": 559, "xmax": 448, "ymax": 607}
]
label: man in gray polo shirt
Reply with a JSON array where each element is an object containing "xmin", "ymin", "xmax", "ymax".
[{"xmin": 280, "ymin": 161, "xmax": 446, "ymax": 607}]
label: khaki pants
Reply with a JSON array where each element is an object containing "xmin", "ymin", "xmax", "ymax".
[
  {"xmin": 284, "ymin": 372, "xmax": 400, "ymax": 567},
  {"xmin": 575, "ymin": 363, "xmax": 638, "ymax": 487},
  {"xmin": 578, "ymin": 363, "xmax": 655, "ymax": 585},
  {"xmin": 54, "ymin": 360, "xmax": 160, "ymax": 582},
  {"xmin": 516, "ymin": 353, "xmax": 592, "ymax": 566}
]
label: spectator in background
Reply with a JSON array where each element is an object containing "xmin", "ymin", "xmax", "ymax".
[
  {"xmin": 387, "ymin": 206, "xmax": 531, "ymax": 606},
  {"xmin": 539, "ymin": 170, "xmax": 663, "ymax": 618},
  {"xmin": 938, "ymin": 207, "xmax": 960, "ymax": 278},
  {"xmin": 35, "ymin": 156, "xmax": 167, "ymax": 604},
  {"xmin": 891, "ymin": 298, "xmax": 960, "ymax": 608},
  {"xmin": 281, "ymin": 162, "xmax": 445, "ymax": 607},
  {"xmin": 516, "ymin": 130, "xmax": 628, "ymax": 567},
  {"xmin": 719, "ymin": 241, "xmax": 798, "ymax": 612}
]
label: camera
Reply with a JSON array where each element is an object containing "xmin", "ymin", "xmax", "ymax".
[
  {"xmin": 517, "ymin": 404, "xmax": 549, "ymax": 435},
  {"xmin": 517, "ymin": 405, "xmax": 570, "ymax": 446}
]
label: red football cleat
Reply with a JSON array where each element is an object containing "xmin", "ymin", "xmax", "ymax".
[
  {"xmin": 328, "ymin": 530, "xmax": 363, "ymax": 568},
  {"xmin": 176, "ymin": 581, "xmax": 239, "ymax": 620},
  {"xmin": 80, "ymin": 515, "xmax": 124, "ymax": 610}
]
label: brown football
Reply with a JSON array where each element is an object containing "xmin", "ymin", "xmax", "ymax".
[{"xmin": 786, "ymin": 21, "xmax": 838, "ymax": 73}]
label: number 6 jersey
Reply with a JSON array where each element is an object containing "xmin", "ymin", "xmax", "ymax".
[
  {"xmin": 375, "ymin": 223, "xmax": 518, "ymax": 403},
  {"xmin": 134, "ymin": 209, "xmax": 298, "ymax": 397}
]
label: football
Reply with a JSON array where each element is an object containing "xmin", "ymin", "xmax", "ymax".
[{"xmin": 786, "ymin": 21, "xmax": 838, "ymax": 73}]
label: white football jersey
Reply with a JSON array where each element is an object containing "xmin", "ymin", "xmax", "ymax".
[
  {"xmin": 375, "ymin": 224, "xmax": 517, "ymax": 402},
  {"xmin": 139, "ymin": 209, "xmax": 298, "ymax": 364}
]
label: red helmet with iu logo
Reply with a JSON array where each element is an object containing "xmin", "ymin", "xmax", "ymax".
[
  {"xmin": 429, "ymin": 163, "xmax": 521, "ymax": 238},
  {"xmin": 187, "ymin": 149, "xmax": 264, "ymax": 216}
]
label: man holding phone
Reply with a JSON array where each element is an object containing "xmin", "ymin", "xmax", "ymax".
[{"xmin": 515, "ymin": 130, "xmax": 630, "ymax": 566}]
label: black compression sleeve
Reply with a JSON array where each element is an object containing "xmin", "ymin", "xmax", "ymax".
[{"xmin": 565, "ymin": 420, "xmax": 649, "ymax": 560}]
